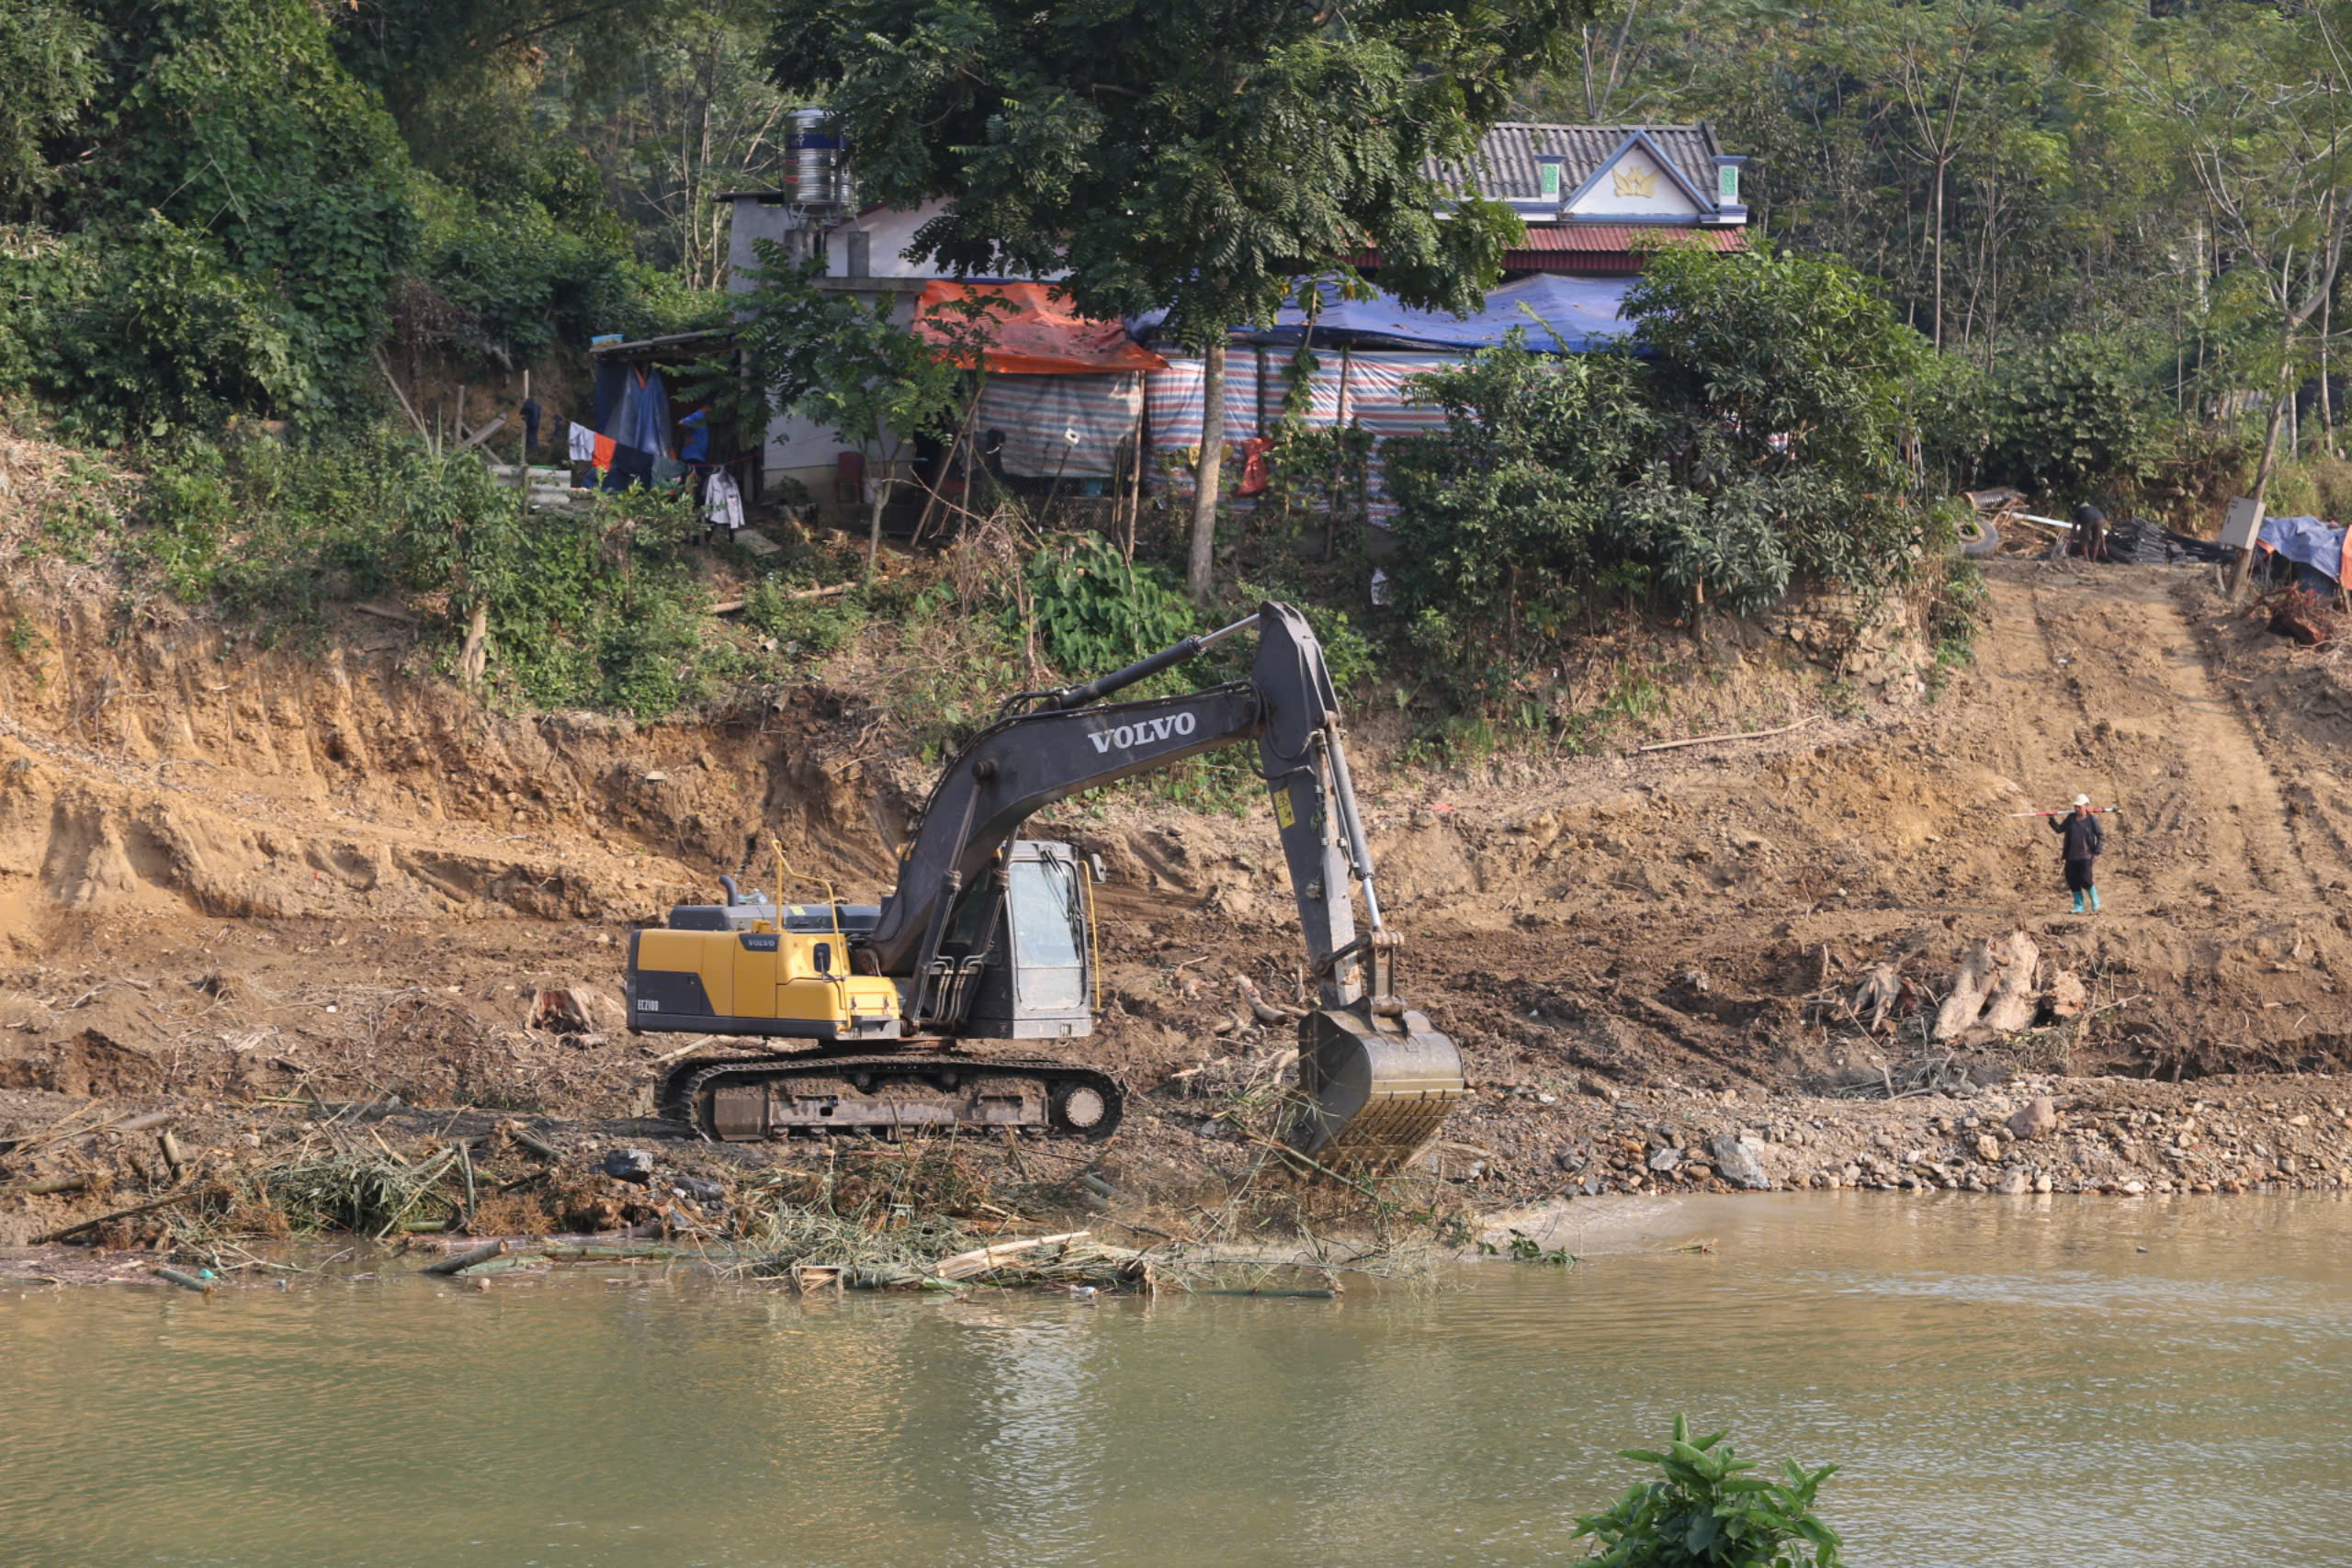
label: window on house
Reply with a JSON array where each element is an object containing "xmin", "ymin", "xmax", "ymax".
[{"xmin": 1540, "ymin": 163, "xmax": 1562, "ymax": 201}]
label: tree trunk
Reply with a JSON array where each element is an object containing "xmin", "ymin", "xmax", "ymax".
[
  {"xmin": 2230, "ymin": 350, "xmax": 2299, "ymax": 601},
  {"xmin": 460, "ymin": 600, "xmax": 489, "ymax": 685},
  {"xmin": 865, "ymin": 473, "xmax": 892, "ymax": 581},
  {"xmin": 1930, "ymin": 158, "xmax": 1947, "ymax": 351},
  {"xmin": 1187, "ymin": 339, "xmax": 1227, "ymax": 603},
  {"xmin": 2323, "ymin": 286, "xmax": 2336, "ymax": 458}
]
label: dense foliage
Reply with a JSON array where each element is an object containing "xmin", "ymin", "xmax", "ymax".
[
  {"xmin": 8, "ymin": 0, "xmax": 2352, "ymax": 738},
  {"xmin": 1537, "ymin": 0, "xmax": 2352, "ymax": 514},
  {"xmin": 1383, "ymin": 244, "xmax": 1932, "ymax": 671},
  {"xmin": 128, "ymin": 432, "xmax": 747, "ymax": 716},
  {"xmin": 0, "ymin": 0, "xmax": 758, "ymax": 438}
]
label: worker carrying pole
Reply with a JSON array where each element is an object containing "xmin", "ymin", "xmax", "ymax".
[{"xmin": 2046, "ymin": 794, "xmax": 2105, "ymax": 914}]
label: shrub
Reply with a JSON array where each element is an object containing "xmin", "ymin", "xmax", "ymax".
[
  {"xmin": 1382, "ymin": 340, "xmax": 1653, "ymax": 644},
  {"xmin": 1022, "ymin": 532, "xmax": 1198, "ymax": 677},
  {"xmin": 1573, "ymin": 1415, "xmax": 1842, "ymax": 1568},
  {"xmin": 1987, "ymin": 334, "xmax": 2162, "ymax": 498},
  {"xmin": 7, "ymin": 220, "xmax": 311, "ymax": 444},
  {"xmin": 746, "ymin": 575, "xmax": 865, "ymax": 667},
  {"xmin": 1908, "ymin": 350, "xmax": 1998, "ymax": 493}
]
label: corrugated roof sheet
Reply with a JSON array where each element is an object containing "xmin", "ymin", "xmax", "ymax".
[
  {"xmin": 1353, "ymin": 226, "xmax": 1746, "ymax": 276},
  {"xmin": 913, "ymin": 280, "xmax": 1167, "ymax": 375},
  {"xmin": 1426, "ymin": 123, "xmax": 1724, "ymax": 206},
  {"xmin": 1510, "ymin": 225, "xmax": 1748, "ymax": 252}
]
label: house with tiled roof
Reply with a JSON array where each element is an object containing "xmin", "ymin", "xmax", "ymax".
[{"xmin": 1412, "ymin": 122, "xmax": 1749, "ymax": 276}]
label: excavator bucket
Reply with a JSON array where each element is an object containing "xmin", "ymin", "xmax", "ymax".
[{"xmin": 1292, "ymin": 1008, "xmax": 1469, "ymax": 1178}]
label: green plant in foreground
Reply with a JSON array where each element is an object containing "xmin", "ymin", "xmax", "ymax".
[{"xmin": 1574, "ymin": 1415, "xmax": 1841, "ymax": 1568}]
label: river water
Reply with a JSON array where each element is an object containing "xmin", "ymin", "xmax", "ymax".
[{"xmin": 4, "ymin": 1193, "xmax": 2347, "ymax": 1568}]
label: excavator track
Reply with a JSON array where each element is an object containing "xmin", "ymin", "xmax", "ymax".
[{"xmin": 660, "ymin": 1053, "xmax": 1125, "ymax": 1143}]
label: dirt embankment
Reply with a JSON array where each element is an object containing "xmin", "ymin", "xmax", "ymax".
[{"xmin": 6, "ymin": 555, "xmax": 2352, "ymax": 1253}]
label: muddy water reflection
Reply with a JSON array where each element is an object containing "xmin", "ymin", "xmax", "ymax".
[{"xmin": 3, "ymin": 1193, "xmax": 2347, "ymax": 1567}]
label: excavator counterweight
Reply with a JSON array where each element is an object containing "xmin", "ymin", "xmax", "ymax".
[{"xmin": 625, "ymin": 603, "xmax": 1467, "ymax": 1178}]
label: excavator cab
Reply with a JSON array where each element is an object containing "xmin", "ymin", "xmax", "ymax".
[{"xmin": 918, "ymin": 840, "xmax": 1094, "ymax": 1040}]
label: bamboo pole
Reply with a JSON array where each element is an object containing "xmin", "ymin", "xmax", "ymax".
[
  {"xmin": 3, "ymin": 1174, "xmax": 90, "ymax": 1196},
  {"xmin": 928, "ymin": 1231, "xmax": 1091, "ymax": 1281},
  {"xmin": 509, "ymin": 1126, "xmax": 560, "ymax": 1163},
  {"xmin": 423, "ymin": 1239, "xmax": 509, "ymax": 1276},
  {"xmin": 153, "ymin": 1267, "xmax": 212, "ymax": 1296},
  {"xmin": 1636, "ymin": 717, "xmax": 1814, "ymax": 753},
  {"xmin": 32, "ymin": 1187, "xmax": 200, "ymax": 1245}
]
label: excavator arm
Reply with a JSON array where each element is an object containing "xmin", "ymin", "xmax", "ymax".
[{"xmin": 860, "ymin": 601, "xmax": 1466, "ymax": 1174}]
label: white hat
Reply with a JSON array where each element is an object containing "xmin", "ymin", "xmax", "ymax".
[{"xmin": 2073, "ymin": 794, "xmax": 2090, "ymax": 807}]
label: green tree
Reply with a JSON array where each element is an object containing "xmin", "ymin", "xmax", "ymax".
[
  {"xmin": 767, "ymin": 0, "xmax": 1586, "ymax": 600},
  {"xmin": 1626, "ymin": 243, "xmax": 1927, "ymax": 594},
  {"xmin": 0, "ymin": 0, "xmax": 99, "ymax": 216},
  {"xmin": 733, "ymin": 253, "xmax": 1003, "ymax": 576}
]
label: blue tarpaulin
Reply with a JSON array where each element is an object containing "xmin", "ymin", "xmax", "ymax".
[
  {"xmin": 2257, "ymin": 514, "xmax": 2346, "ymax": 585},
  {"xmin": 1132, "ymin": 274, "xmax": 1638, "ymax": 354}
]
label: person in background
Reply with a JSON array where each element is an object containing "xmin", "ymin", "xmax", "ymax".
[
  {"xmin": 2051, "ymin": 794, "xmax": 2104, "ymax": 913},
  {"xmin": 2071, "ymin": 502, "xmax": 2109, "ymax": 562}
]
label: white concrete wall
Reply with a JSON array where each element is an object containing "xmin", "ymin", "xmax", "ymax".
[
  {"xmin": 725, "ymin": 198, "xmax": 809, "ymax": 287},
  {"xmin": 719, "ymin": 193, "xmax": 1061, "ymax": 502}
]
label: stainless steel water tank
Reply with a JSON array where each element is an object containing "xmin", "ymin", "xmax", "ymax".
[{"xmin": 785, "ymin": 109, "xmax": 854, "ymax": 210}]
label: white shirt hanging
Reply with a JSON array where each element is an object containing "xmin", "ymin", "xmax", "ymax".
[{"xmin": 702, "ymin": 469, "xmax": 745, "ymax": 533}]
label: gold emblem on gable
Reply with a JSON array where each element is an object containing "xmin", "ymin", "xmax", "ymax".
[{"xmin": 1611, "ymin": 165, "xmax": 1657, "ymax": 198}]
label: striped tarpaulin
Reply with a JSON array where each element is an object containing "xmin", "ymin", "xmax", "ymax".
[
  {"xmin": 976, "ymin": 372, "xmax": 1143, "ymax": 479},
  {"xmin": 1147, "ymin": 352, "xmax": 1459, "ymax": 524}
]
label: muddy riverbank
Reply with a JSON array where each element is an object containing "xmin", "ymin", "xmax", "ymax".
[{"xmin": 9, "ymin": 557, "xmax": 2352, "ymax": 1265}]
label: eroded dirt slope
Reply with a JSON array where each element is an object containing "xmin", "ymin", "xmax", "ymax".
[{"xmin": 5, "ymin": 556, "xmax": 2352, "ymax": 1244}]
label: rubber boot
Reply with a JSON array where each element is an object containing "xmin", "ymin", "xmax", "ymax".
[
  {"xmin": 2072, "ymin": 891, "xmax": 2085, "ymax": 915},
  {"xmin": 2089, "ymin": 886, "xmax": 2101, "ymax": 914}
]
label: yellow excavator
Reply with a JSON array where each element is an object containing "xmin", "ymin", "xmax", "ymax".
[{"xmin": 625, "ymin": 602, "xmax": 1467, "ymax": 1175}]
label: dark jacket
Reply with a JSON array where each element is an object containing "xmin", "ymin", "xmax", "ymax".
[{"xmin": 2050, "ymin": 810, "xmax": 2103, "ymax": 861}]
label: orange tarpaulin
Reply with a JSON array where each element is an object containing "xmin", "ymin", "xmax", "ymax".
[{"xmin": 914, "ymin": 281, "xmax": 1168, "ymax": 376}]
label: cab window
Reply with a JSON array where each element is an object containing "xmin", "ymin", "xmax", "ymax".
[{"xmin": 1008, "ymin": 858, "xmax": 1081, "ymax": 969}]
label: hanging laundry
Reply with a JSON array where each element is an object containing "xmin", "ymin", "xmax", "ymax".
[
  {"xmin": 652, "ymin": 456, "xmax": 688, "ymax": 487},
  {"xmin": 703, "ymin": 469, "xmax": 745, "ymax": 535},
  {"xmin": 600, "ymin": 441, "xmax": 654, "ymax": 491},
  {"xmin": 679, "ymin": 409, "xmax": 711, "ymax": 463},
  {"xmin": 568, "ymin": 422, "xmax": 617, "ymax": 469},
  {"xmin": 520, "ymin": 397, "xmax": 542, "ymax": 457},
  {"xmin": 614, "ymin": 367, "xmax": 674, "ymax": 460}
]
